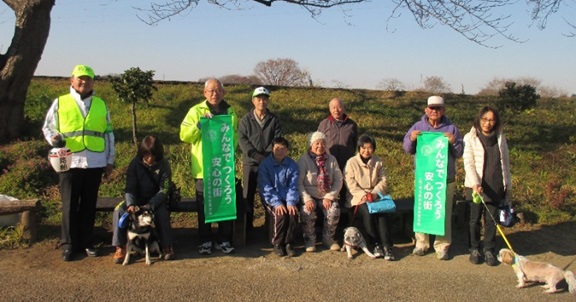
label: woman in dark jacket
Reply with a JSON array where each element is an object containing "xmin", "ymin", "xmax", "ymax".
[{"xmin": 111, "ymin": 135, "xmax": 174, "ymax": 263}]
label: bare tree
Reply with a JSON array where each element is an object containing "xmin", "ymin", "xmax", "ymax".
[
  {"xmin": 0, "ymin": 0, "xmax": 54, "ymax": 143},
  {"xmin": 377, "ymin": 78, "xmax": 405, "ymax": 91},
  {"xmin": 478, "ymin": 76, "xmax": 546, "ymax": 96},
  {"xmin": 421, "ymin": 76, "xmax": 451, "ymax": 94},
  {"xmin": 138, "ymin": 0, "xmax": 574, "ymax": 47},
  {"xmin": 537, "ymin": 85, "xmax": 568, "ymax": 98},
  {"xmin": 254, "ymin": 58, "xmax": 309, "ymax": 87},
  {"xmin": 478, "ymin": 77, "xmax": 508, "ymax": 96},
  {"xmin": 1, "ymin": 0, "xmax": 574, "ymax": 142}
]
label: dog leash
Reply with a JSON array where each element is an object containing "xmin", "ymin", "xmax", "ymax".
[
  {"xmin": 474, "ymin": 192, "xmax": 522, "ymax": 270},
  {"xmin": 474, "ymin": 192, "xmax": 515, "ymax": 252}
]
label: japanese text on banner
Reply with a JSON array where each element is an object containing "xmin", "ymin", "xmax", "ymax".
[
  {"xmin": 413, "ymin": 132, "xmax": 448, "ymax": 235},
  {"xmin": 201, "ymin": 115, "xmax": 237, "ymax": 223}
]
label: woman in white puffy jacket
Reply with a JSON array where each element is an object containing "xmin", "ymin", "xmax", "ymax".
[{"xmin": 463, "ymin": 106, "xmax": 511, "ymax": 267}]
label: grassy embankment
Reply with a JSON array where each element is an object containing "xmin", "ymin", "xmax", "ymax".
[{"xmin": 1, "ymin": 77, "xmax": 575, "ymax": 247}]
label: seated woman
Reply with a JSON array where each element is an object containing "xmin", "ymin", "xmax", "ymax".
[
  {"xmin": 258, "ymin": 137, "xmax": 300, "ymax": 257},
  {"xmin": 111, "ymin": 135, "xmax": 174, "ymax": 264},
  {"xmin": 297, "ymin": 131, "xmax": 343, "ymax": 252},
  {"xmin": 344, "ymin": 134, "xmax": 395, "ymax": 260}
]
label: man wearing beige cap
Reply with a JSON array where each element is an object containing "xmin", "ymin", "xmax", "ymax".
[
  {"xmin": 42, "ymin": 65, "xmax": 115, "ymax": 261},
  {"xmin": 238, "ymin": 87, "xmax": 282, "ymax": 232},
  {"xmin": 402, "ymin": 96, "xmax": 463, "ymax": 260}
]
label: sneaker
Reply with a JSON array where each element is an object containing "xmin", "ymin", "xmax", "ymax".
[
  {"xmin": 285, "ymin": 243, "xmax": 296, "ymax": 257},
  {"xmin": 384, "ymin": 248, "xmax": 395, "ymax": 261},
  {"xmin": 215, "ymin": 241, "xmax": 235, "ymax": 254},
  {"xmin": 163, "ymin": 246, "xmax": 175, "ymax": 260},
  {"xmin": 113, "ymin": 246, "xmax": 126, "ymax": 264},
  {"xmin": 484, "ymin": 251, "xmax": 497, "ymax": 266},
  {"xmin": 198, "ymin": 241, "xmax": 213, "ymax": 255},
  {"xmin": 373, "ymin": 245, "xmax": 384, "ymax": 258},
  {"xmin": 437, "ymin": 251, "xmax": 449, "ymax": 260},
  {"xmin": 412, "ymin": 248, "xmax": 426, "ymax": 256},
  {"xmin": 274, "ymin": 244, "xmax": 286, "ymax": 257},
  {"xmin": 469, "ymin": 249, "xmax": 481, "ymax": 264},
  {"xmin": 305, "ymin": 240, "xmax": 316, "ymax": 252}
]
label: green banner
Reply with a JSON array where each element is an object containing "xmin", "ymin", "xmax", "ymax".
[
  {"xmin": 413, "ymin": 132, "xmax": 449, "ymax": 235},
  {"xmin": 201, "ymin": 115, "xmax": 237, "ymax": 223}
]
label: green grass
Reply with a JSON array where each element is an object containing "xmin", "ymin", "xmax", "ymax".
[{"xmin": 2, "ymin": 77, "xmax": 576, "ymax": 245}]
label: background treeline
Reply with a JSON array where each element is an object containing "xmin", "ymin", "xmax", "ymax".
[{"xmin": 1, "ymin": 77, "xmax": 575, "ymax": 238}]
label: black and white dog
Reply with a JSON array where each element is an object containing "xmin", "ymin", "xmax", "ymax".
[{"xmin": 123, "ymin": 206, "xmax": 162, "ymax": 265}]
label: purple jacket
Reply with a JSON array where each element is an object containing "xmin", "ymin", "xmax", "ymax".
[{"xmin": 402, "ymin": 114, "xmax": 463, "ymax": 182}]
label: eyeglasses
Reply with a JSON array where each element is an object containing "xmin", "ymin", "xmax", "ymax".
[
  {"xmin": 428, "ymin": 106, "xmax": 444, "ymax": 111},
  {"xmin": 205, "ymin": 89, "xmax": 222, "ymax": 95},
  {"xmin": 481, "ymin": 118, "xmax": 496, "ymax": 124}
]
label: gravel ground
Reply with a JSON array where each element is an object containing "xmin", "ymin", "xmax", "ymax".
[{"xmin": 1, "ymin": 220, "xmax": 575, "ymax": 301}]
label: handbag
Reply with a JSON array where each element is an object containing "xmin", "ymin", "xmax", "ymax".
[
  {"xmin": 168, "ymin": 183, "xmax": 181, "ymax": 209},
  {"xmin": 497, "ymin": 202, "xmax": 516, "ymax": 227},
  {"xmin": 366, "ymin": 193, "xmax": 396, "ymax": 214}
]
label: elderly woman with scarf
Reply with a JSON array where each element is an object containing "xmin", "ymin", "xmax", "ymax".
[
  {"xmin": 297, "ymin": 131, "xmax": 343, "ymax": 252},
  {"xmin": 464, "ymin": 106, "xmax": 511, "ymax": 266}
]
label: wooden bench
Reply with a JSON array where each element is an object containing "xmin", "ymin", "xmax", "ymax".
[
  {"xmin": 264, "ymin": 197, "xmax": 416, "ymax": 243},
  {"xmin": 96, "ymin": 197, "xmax": 246, "ymax": 247},
  {"xmin": 0, "ymin": 199, "xmax": 41, "ymax": 242}
]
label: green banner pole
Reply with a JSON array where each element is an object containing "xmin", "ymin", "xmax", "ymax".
[
  {"xmin": 201, "ymin": 115, "xmax": 237, "ymax": 223},
  {"xmin": 413, "ymin": 132, "xmax": 449, "ymax": 235}
]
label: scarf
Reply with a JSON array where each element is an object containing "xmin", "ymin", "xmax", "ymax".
[{"xmin": 310, "ymin": 152, "xmax": 331, "ymax": 193}]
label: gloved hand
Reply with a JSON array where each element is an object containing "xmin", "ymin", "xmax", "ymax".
[
  {"xmin": 472, "ymin": 191, "xmax": 483, "ymax": 204},
  {"xmin": 51, "ymin": 134, "xmax": 66, "ymax": 148}
]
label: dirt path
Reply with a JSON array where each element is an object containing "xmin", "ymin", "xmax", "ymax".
[{"xmin": 1, "ymin": 221, "xmax": 576, "ymax": 301}]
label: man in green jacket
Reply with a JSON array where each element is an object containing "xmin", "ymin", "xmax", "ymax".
[{"xmin": 180, "ymin": 78, "xmax": 239, "ymax": 255}]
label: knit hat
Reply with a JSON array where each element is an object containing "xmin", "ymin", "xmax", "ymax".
[
  {"xmin": 427, "ymin": 96, "xmax": 444, "ymax": 107},
  {"xmin": 308, "ymin": 131, "xmax": 326, "ymax": 146}
]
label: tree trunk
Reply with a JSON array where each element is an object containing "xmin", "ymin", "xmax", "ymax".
[
  {"xmin": 131, "ymin": 102, "xmax": 138, "ymax": 147},
  {"xmin": 0, "ymin": 0, "xmax": 55, "ymax": 143}
]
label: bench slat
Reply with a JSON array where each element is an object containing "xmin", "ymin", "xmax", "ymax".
[
  {"xmin": 0, "ymin": 199, "xmax": 41, "ymax": 215},
  {"xmin": 96, "ymin": 197, "xmax": 198, "ymax": 212}
]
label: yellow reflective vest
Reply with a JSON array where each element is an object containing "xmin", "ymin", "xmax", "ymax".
[{"xmin": 57, "ymin": 94, "xmax": 108, "ymax": 153}]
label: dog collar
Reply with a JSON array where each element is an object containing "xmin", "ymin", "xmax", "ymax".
[{"xmin": 344, "ymin": 242, "xmax": 359, "ymax": 249}]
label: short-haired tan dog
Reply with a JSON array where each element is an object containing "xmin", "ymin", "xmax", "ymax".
[
  {"xmin": 340, "ymin": 227, "xmax": 376, "ymax": 259},
  {"xmin": 498, "ymin": 248, "xmax": 576, "ymax": 294}
]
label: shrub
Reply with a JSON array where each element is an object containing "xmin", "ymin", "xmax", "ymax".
[{"xmin": 498, "ymin": 81, "xmax": 540, "ymax": 113}]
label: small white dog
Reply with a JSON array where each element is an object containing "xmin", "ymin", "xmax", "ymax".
[
  {"xmin": 123, "ymin": 206, "xmax": 162, "ymax": 266},
  {"xmin": 498, "ymin": 248, "xmax": 576, "ymax": 294},
  {"xmin": 340, "ymin": 227, "xmax": 376, "ymax": 259}
]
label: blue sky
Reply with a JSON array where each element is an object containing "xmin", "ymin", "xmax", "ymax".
[{"xmin": 1, "ymin": 0, "xmax": 575, "ymax": 94}]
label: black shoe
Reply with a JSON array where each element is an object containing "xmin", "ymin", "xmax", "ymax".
[
  {"xmin": 285, "ymin": 243, "xmax": 296, "ymax": 257},
  {"xmin": 62, "ymin": 249, "xmax": 74, "ymax": 261},
  {"xmin": 384, "ymin": 248, "xmax": 395, "ymax": 261},
  {"xmin": 469, "ymin": 250, "xmax": 481, "ymax": 264},
  {"xmin": 484, "ymin": 251, "xmax": 497, "ymax": 266},
  {"xmin": 85, "ymin": 247, "xmax": 99, "ymax": 257},
  {"xmin": 274, "ymin": 244, "xmax": 286, "ymax": 257}
]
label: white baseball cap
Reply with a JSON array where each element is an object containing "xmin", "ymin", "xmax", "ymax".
[
  {"xmin": 252, "ymin": 87, "xmax": 270, "ymax": 98},
  {"xmin": 427, "ymin": 96, "xmax": 445, "ymax": 107}
]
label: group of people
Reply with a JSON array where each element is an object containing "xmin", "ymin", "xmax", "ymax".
[{"xmin": 42, "ymin": 65, "xmax": 511, "ymax": 267}]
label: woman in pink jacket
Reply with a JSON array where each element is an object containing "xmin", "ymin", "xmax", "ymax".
[
  {"xmin": 463, "ymin": 106, "xmax": 511, "ymax": 266},
  {"xmin": 344, "ymin": 135, "xmax": 395, "ymax": 260}
]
